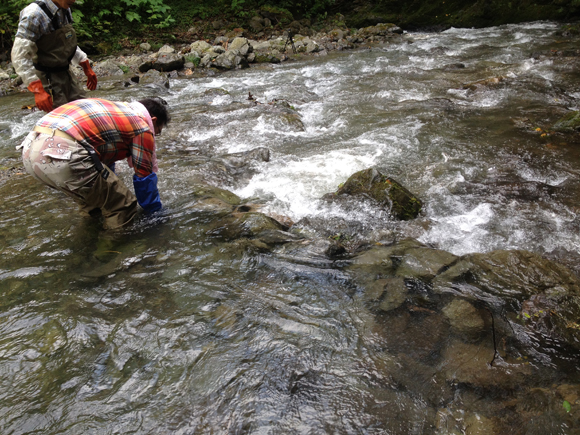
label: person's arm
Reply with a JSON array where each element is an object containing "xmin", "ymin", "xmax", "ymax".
[
  {"xmin": 12, "ymin": 36, "xmax": 53, "ymax": 112},
  {"xmin": 12, "ymin": 7, "xmax": 53, "ymax": 111},
  {"xmin": 11, "ymin": 36, "xmax": 39, "ymax": 87},
  {"xmin": 131, "ymin": 131, "xmax": 162, "ymax": 214},
  {"xmin": 72, "ymin": 47, "xmax": 97, "ymax": 91},
  {"xmin": 12, "ymin": 7, "xmax": 43, "ymax": 87}
]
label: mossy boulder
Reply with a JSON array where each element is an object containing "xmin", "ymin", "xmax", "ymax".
[
  {"xmin": 188, "ymin": 183, "xmax": 241, "ymax": 206},
  {"xmin": 327, "ymin": 168, "xmax": 422, "ymax": 220},
  {"xmin": 207, "ymin": 212, "xmax": 287, "ymax": 240},
  {"xmin": 357, "ymin": 23, "xmax": 403, "ymax": 37},
  {"xmin": 433, "ymin": 249, "xmax": 580, "ymax": 351},
  {"xmin": 553, "ymin": 111, "xmax": 580, "ymax": 132}
]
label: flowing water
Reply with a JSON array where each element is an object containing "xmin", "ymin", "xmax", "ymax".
[{"xmin": 1, "ymin": 21, "xmax": 580, "ymax": 434}]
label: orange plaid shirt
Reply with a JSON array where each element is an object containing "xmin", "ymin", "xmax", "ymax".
[{"xmin": 37, "ymin": 98, "xmax": 156, "ymax": 177}]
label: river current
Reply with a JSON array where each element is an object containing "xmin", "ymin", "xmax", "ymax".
[{"xmin": 1, "ymin": 21, "xmax": 580, "ymax": 434}]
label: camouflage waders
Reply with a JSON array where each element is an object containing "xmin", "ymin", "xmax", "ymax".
[
  {"xmin": 21, "ymin": 131, "xmax": 138, "ymax": 229},
  {"xmin": 33, "ymin": 3, "xmax": 85, "ymax": 108}
]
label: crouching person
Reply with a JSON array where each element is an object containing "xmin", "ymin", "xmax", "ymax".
[{"xmin": 18, "ymin": 97, "xmax": 170, "ymax": 229}]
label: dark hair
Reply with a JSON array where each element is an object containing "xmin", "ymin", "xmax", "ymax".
[{"xmin": 139, "ymin": 97, "xmax": 171, "ymax": 128}]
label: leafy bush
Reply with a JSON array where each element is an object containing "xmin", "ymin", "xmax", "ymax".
[
  {"xmin": 185, "ymin": 55, "xmax": 201, "ymax": 66},
  {"xmin": 73, "ymin": 0, "xmax": 175, "ymax": 37},
  {"xmin": 0, "ymin": 0, "xmax": 33, "ymax": 49},
  {"xmin": 1, "ymin": 0, "xmax": 175, "ymax": 49}
]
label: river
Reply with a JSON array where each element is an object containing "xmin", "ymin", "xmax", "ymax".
[{"xmin": 1, "ymin": 21, "xmax": 579, "ymax": 434}]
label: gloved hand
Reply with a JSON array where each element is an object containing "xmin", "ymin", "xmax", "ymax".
[
  {"xmin": 133, "ymin": 173, "xmax": 162, "ymax": 214},
  {"xmin": 28, "ymin": 80, "xmax": 53, "ymax": 112},
  {"xmin": 80, "ymin": 60, "xmax": 97, "ymax": 91}
]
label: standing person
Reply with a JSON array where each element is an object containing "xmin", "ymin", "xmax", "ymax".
[
  {"xmin": 18, "ymin": 98, "xmax": 170, "ymax": 229},
  {"xmin": 11, "ymin": 0, "xmax": 98, "ymax": 112}
]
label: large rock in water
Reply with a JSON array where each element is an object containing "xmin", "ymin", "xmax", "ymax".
[
  {"xmin": 433, "ymin": 249, "xmax": 580, "ymax": 351},
  {"xmin": 140, "ymin": 53, "xmax": 185, "ymax": 73},
  {"xmin": 325, "ymin": 168, "xmax": 422, "ymax": 220},
  {"xmin": 553, "ymin": 110, "xmax": 580, "ymax": 132}
]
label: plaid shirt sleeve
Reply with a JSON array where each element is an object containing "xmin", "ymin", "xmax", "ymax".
[{"xmin": 129, "ymin": 131, "xmax": 156, "ymax": 178}]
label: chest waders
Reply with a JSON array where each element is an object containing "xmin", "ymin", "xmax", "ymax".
[{"xmin": 33, "ymin": 1, "xmax": 85, "ymax": 108}]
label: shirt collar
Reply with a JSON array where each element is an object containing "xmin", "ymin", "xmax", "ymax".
[{"xmin": 41, "ymin": 0, "xmax": 61, "ymax": 15}]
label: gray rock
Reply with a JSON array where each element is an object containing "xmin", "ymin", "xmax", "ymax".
[
  {"xmin": 441, "ymin": 339, "xmax": 534, "ymax": 388},
  {"xmin": 188, "ymin": 183, "xmax": 241, "ymax": 205},
  {"xmin": 329, "ymin": 28, "xmax": 345, "ymax": 41},
  {"xmin": 214, "ymin": 36, "xmax": 229, "ymax": 46},
  {"xmin": 358, "ymin": 23, "xmax": 403, "ymax": 37},
  {"xmin": 151, "ymin": 53, "xmax": 185, "ymax": 72},
  {"xmin": 200, "ymin": 52, "xmax": 218, "ymax": 67},
  {"xmin": 139, "ymin": 42, "xmax": 151, "ymax": 51},
  {"xmin": 229, "ymin": 37, "xmax": 252, "ymax": 55},
  {"xmin": 378, "ymin": 277, "xmax": 408, "ymax": 312},
  {"xmin": 158, "ymin": 44, "xmax": 175, "ymax": 53},
  {"xmin": 93, "ymin": 59, "xmax": 124, "ymax": 76},
  {"xmin": 190, "ymin": 40, "xmax": 212, "ymax": 54},
  {"xmin": 217, "ymin": 147, "xmax": 270, "ymax": 168},
  {"xmin": 0, "ymin": 69, "xmax": 9, "ymax": 81},
  {"xmin": 211, "ymin": 45, "xmax": 226, "ymax": 54},
  {"xmin": 207, "ymin": 212, "xmax": 287, "ymax": 240},
  {"xmin": 139, "ymin": 69, "xmax": 169, "ymax": 88},
  {"xmin": 395, "ymin": 246, "xmax": 458, "ymax": 280},
  {"xmin": 433, "ymin": 249, "xmax": 580, "ymax": 301},
  {"xmin": 442, "ymin": 298, "xmax": 485, "ymax": 339},
  {"xmin": 252, "ymin": 40, "xmax": 273, "ymax": 51},
  {"xmin": 213, "ymin": 51, "xmax": 236, "ymax": 69}
]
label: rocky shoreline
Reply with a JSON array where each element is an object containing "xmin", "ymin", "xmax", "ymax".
[{"xmin": 0, "ymin": 23, "xmax": 404, "ymax": 97}]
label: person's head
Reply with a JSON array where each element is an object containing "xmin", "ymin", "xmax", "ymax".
[
  {"xmin": 52, "ymin": 0, "xmax": 76, "ymax": 9},
  {"xmin": 139, "ymin": 97, "xmax": 171, "ymax": 136}
]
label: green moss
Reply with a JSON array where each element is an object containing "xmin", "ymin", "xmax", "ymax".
[
  {"xmin": 185, "ymin": 55, "xmax": 201, "ymax": 66},
  {"xmin": 553, "ymin": 111, "xmax": 580, "ymax": 132},
  {"xmin": 336, "ymin": 168, "xmax": 422, "ymax": 220}
]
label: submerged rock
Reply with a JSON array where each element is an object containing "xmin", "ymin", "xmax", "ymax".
[
  {"xmin": 433, "ymin": 249, "xmax": 580, "ymax": 302},
  {"xmin": 553, "ymin": 110, "xmax": 580, "ymax": 132},
  {"xmin": 433, "ymin": 249, "xmax": 580, "ymax": 351},
  {"xmin": 207, "ymin": 211, "xmax": 287, "ymax": 240},
  {"xmin": 324, "ymin": 168, "xmax": 422, "ymax": 220},
  {"xmin": 441, "ymin": 298, "xmax": 486, "ymax": 340},
  {"xmin": 188, "ymin": 183, "xmax": 241, "ymax": 206},
  {"xmin": 441, "ymin": 339, "xmax": 534, "ymax": 389}
]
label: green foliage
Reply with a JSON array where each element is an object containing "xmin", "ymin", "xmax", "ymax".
[
  {"xmin": 185, "ymin": 55, "xmax": 201, "ymax": 66},
  {"xmin": 0, "ymin": 0, "xmax": 174, "ymax": 49},
  {"xmin": 0, "ymin": 0, "xmax": 33, "ymax": 48},
  {"xmin": 564, "ymin": 400, "xmax": 572, "ymax": 413},
  {"xmin": 73, "ymin": 0, "xmax": 175, "ymax": 36}
]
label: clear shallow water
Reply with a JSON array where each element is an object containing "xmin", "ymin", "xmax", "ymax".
[{"xmin": 1, "ymin": 21, "xmax": 580, "ymax": 434}]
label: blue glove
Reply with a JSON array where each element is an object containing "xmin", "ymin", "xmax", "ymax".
[
  {"xmin": 133, "ymin": 173, "xmax": 162, "ymax": 214},
  {"xmin": 108, "ymin": 162, "xmax": 116, "ymax": 173}
]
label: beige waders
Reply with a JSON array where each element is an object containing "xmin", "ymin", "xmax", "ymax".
[{"xmin": 21, "ymin": 128, "xmax": 138, "ymax": 229}]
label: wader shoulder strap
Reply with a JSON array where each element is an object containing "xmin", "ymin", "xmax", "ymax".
[
  {"xmin": 34, "ymin": 1, "xmax": 61, "ymax": 30},
  {"xmin": 34, "ymin": 1, "xmax": 72, "ymax": 29}
]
